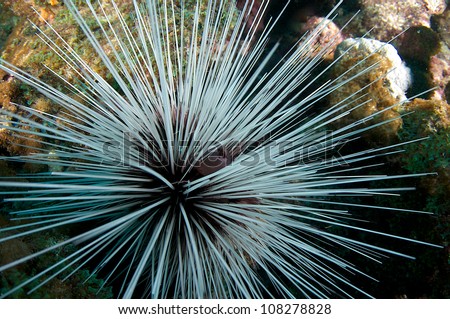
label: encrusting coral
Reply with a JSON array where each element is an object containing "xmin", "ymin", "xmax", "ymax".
[{"xmin": 329, "ymin": 38, "xmax": 411, "ymax": 146}]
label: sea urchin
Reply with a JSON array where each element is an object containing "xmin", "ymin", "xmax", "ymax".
[{"xmin": 0, "ymin": 0, "xmax": 439, "ymax": 298}]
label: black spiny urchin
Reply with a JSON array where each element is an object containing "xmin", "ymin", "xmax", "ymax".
[{"xmin": 0, "ymin": 0, "xmax": 439, "ymax": 298}]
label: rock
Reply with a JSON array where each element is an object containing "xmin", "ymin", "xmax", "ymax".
[
  {"xmin": 431, "ymin": 6, "xmax": 450, "ymax": 48},
  {"xmin": 351, "ymin": 0, "xmax": 446, "ymax": 41},
  {"xmin": 428, "ymin": 47, "xmax": 450, "ymax": 101},
  {"xmin": 329, "ymin": 38, "xmax": 412, "ymax": 146},
  {"xmin": 298, "ymin": 16, "xmax": 344, "ymax": 61},
  {"xmin": 398, "ymin": 26, "xmax": 441, "ymax": 64},
  {"xmin": 428, "ymin": 7, "xmax": 450, "ymax": 102},
  {"xmin": 399, "ymin": 98, "xmax": 450, "ymax": 226},
  {"xmin": 0, "ymin": 3, "xmax": 17, "ymax": 51}
]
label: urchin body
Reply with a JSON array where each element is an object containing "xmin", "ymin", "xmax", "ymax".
[{"xmin": 0, "ymin": 0, "xmax": 437, "ymax": 298}]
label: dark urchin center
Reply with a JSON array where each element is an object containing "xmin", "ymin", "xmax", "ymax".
[
  {"xmin": 140, "ymin": 144, "xmax": 235, "ymax": 224},
  {"xmin": 166, "ymin": 179, "xmax": 191, "ymax": 208}
]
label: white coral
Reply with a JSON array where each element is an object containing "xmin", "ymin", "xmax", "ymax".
[{"xmin": 335, "ymin": 38, "xmax": 412, "ymax": 102}]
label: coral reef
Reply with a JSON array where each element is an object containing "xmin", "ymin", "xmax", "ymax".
[
  {"xmin": 0, "ymin": 0, "xmax": 123, "ymax": 297},
  {"xmin": 0, "ymin": 220, "xmax": 114, "ymax": 298},
  {"xmin": 394, "ymin": 98, "xmax": 450, "ymax": 297},
  {"xmin": 0, "ymin": 2, "xmax": 17, "ymax": 51},
  {"xmin": 400, "ymin": 98, "xmax": 450, "ymax": 220},
  {"xmin": 429, "ymin": 7, "xmax": 450, "ymax": 102},
  {"xmin": 347, "ymin": 0, "xmax": 446, "ymax": 41},
  {"xmin": 297, "ymin": 17, "xmax": 344, "ymax": 62},
  {"xmin": 401, "ymin": 98, "xmax": 449, "ymax": 172},
  {"xmin": 329, "ymin": 38, "xmax": 411, "ymax": 146}
]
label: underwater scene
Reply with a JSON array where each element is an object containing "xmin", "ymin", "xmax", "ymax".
[{"xmin": 0, "ymin": 0, "xmax": 449, "ymax": 299}]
